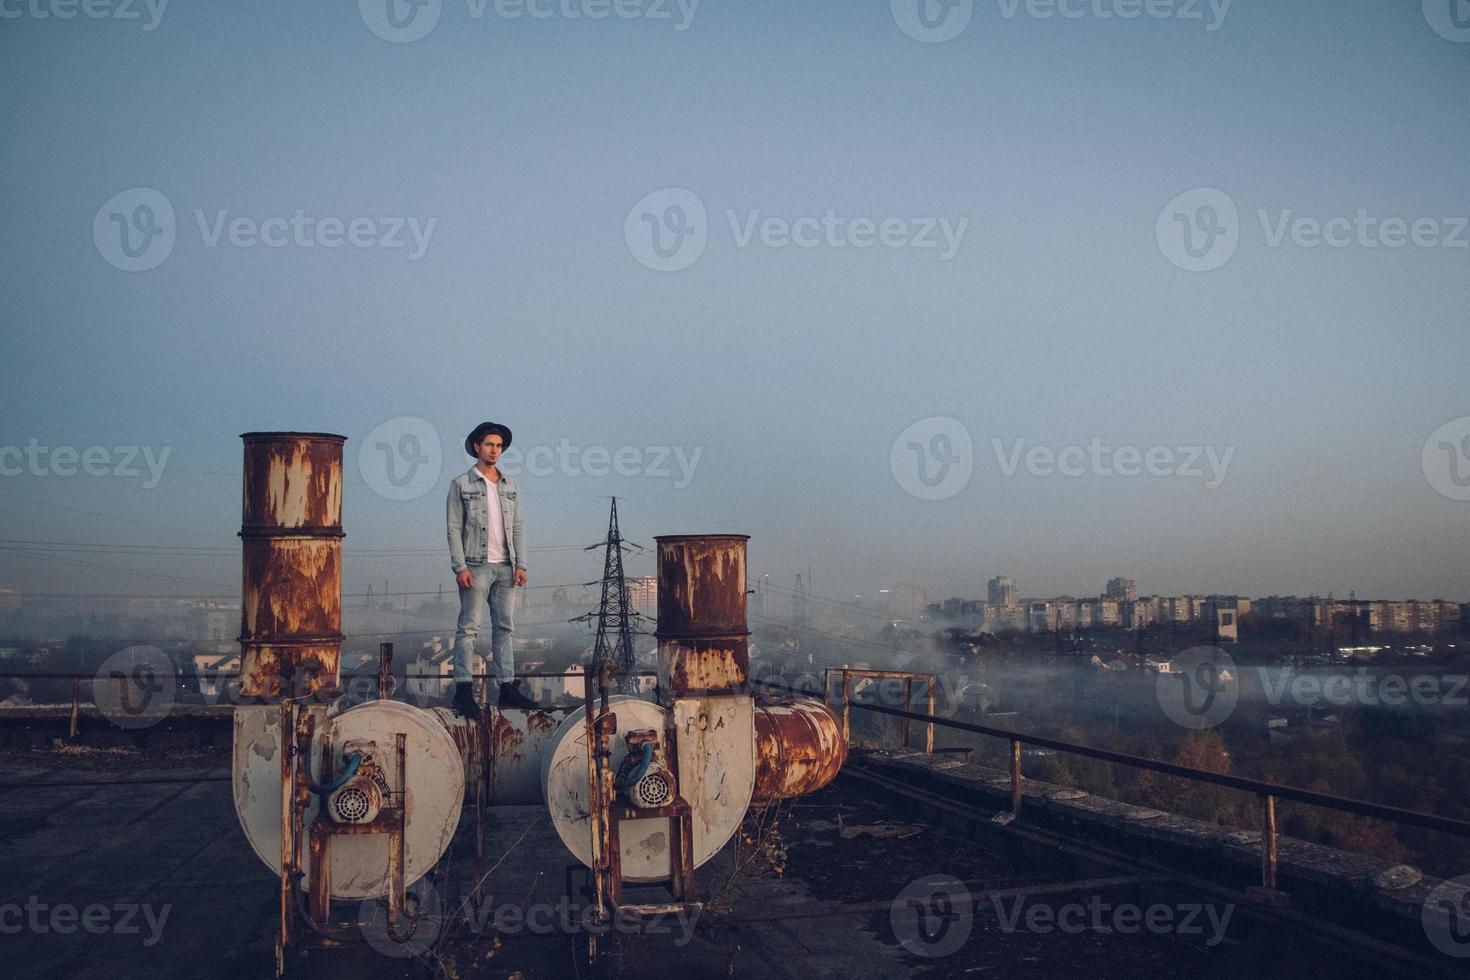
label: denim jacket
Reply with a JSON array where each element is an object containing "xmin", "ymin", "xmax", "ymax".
[{"xmin": 446, "ymin": 467, "xmax": 525, "ymax": 573}]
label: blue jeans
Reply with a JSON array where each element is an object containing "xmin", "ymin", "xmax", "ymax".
[{"xmin": 454, "ymin": 562, "xmax": 515, "ymax": 684}]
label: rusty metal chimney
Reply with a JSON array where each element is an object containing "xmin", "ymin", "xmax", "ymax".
[
  {"xmin": 654, "ymin": 534, "xmax": 750, "ymax": 697},
  {"xmin": 654, "ymin": 533, "xmax": 846, "ymax": 801},
  {"xmin": 239, "ymin": 432, "xmax": 346, "ymax": 700}
]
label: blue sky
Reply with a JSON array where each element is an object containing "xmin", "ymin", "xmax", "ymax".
[{"xmin": 1, "ymin": 0, "xmax": 1467, "ymax": 606}]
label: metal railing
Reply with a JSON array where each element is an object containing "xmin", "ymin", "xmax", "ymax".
[
  {"xmin": 755, "ymin": 674, "xmax": 1470, "ymax": 895},
  {"xmin": 821, "ymin": 668, "xmax": 936, "ymax": 754},
  {"xmin": 0, "ymin": 643, "xmax": 657, "ymax": 737}
]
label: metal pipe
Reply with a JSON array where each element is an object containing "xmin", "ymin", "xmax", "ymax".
[
  {"xmin": 239, "ymin": 432, "xmax": 346, "ymax": 701},
  {"xmin": 1261, "ymin": 793, "xmax": 1278, "ymax": 891},
  {"xmin": 752, "ymin": 696, "xmax": 847, "ymax": 801},
  {"xmin": 925, "ymin": 676, "xmax": 936, "ymax": 754},
  {"xmin": 1010, "ymin": 739, "xmax": 1022, "ymax": 817},
  {"xmin": 275, "ymin": 698, "xmax": 295, "ymax": 976},
  {"xmin": 654, "ymin": 535, "xmax": 750, "ymax": 697},
  {"xmin": 377, "ymin": 642, "xmax": 393, "ymax": 700}
]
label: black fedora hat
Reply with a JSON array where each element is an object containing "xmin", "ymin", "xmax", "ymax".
[{"xmin": 465, "ymin": 422, "xmax": 513, "ymax": 456}]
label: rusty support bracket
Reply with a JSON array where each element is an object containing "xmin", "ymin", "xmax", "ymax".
[
  {"xmin": 1010, "ymin": 738, "xmax": 1023, "ymax": 818},
  {"xmin": 377, "ymin": 642, "xmax": 393, "ymax": 700},
  {"xmin": 1261, "ymin": 792, "xmax": 1278, "ymax": 892}
]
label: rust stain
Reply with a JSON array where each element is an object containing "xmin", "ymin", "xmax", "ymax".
[
  {"xmin": 238, "ymin": 433, "xmax": 346, "ymax": 701},
  {"xmin": 752, "ymin": 696, "xmax": 846, "ymax": 801},
  {"xmin": 654, "ymin": 536, "xmax": 748, "ymax": 638}
]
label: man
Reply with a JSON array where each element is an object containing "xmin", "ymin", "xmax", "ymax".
[{"xmin": 447, "ymin": 421, "xmax": 538, "ymax": 715}]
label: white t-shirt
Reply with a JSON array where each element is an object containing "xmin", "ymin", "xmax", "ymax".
[{"xmin": 474, "ymin": 467, "xmax": 508, "ymax": 563}]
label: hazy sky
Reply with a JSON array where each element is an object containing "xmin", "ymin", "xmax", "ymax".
[{"xmin": 1, "ymin": 0, "xmax": 1467, "ymax": 610}]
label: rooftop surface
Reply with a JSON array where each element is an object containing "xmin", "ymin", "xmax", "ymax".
[{"xmin": 0, "ymin": 745, "xmax": 1439, "ymax": 979}]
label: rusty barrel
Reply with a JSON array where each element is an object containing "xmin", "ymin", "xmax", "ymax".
[
  {"xmin": 239, "ymin": 432, "xmax": 345, "ymax": 699},
  {"xmin": 655, "ymin": 534, "xmax": 750, "ymax": 697},
  {"xmin": 752, "ymin": 696, "xmax": 847, "ymax": 801}
]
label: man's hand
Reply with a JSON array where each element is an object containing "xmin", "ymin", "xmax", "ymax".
[
  {"xmin": 514, "ymin": 568, "xmax": 527, "ymax": 587},
  {"xmin": 456, "ymin": 569, "xmax": 473, "ymax": 590}
]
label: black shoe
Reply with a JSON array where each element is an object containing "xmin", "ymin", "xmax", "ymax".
[
  {"xmin": 451, "ymin": 681, "xmax": 482, "ymax": 720},
  {"xmin": 498, "ymin": 681, "xmax": 539, "ymax": 711}
]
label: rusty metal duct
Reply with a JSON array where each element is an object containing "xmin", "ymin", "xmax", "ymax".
[
  {"xmin": 654, "ymin": 533, "xmax": 846, "ymax": 801},
  {"xmin": 654, "ymin": 534, "xmax": 751, "ymax": 696},
  {"xmin": 752, "ymin": 696, "xmax": 848, "ymax": 801},
  {"xmin": 239, "ymin": 432, "xmax": 346, "ymax": 700}
]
